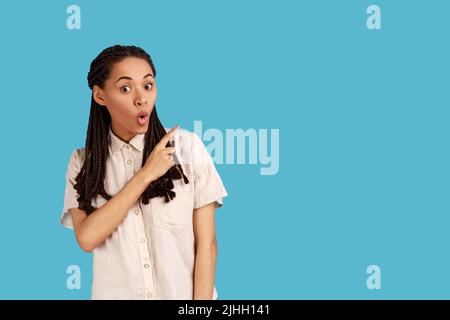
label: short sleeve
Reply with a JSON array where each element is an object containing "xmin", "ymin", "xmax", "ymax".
[
  {"xmin": 190, "ymin": 132, "xmax": 228, "ymax": 210},
  {"xmin": 60, "ymin": 148, "xmax": 84, "ymax": 229}
]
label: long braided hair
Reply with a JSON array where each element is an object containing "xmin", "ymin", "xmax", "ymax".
[{"xmin": 74, "ymin": 44, "xmax": 189, "ymax": 215}]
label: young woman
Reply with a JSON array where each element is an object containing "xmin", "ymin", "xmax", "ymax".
[{"xmin": 60, "ymin": 45, "xmax": 228, "ymax": 300}]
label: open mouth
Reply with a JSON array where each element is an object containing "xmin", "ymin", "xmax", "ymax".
[{"xmin": 138, "ymin": 114, "xmax": 148, "ymax": 125}]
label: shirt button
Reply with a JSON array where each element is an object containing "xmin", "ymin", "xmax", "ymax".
[
  {"xmin": 146, "ymin": 292, "xmax": 152, "ymax": 299},
  {"xmin": 126, "ymin": 145, "xmax": 130, "ymax": 149},
  {"xmin": 194, "ymin": 174, "xmax": 200, "ymax": 182},
  {"xmin": 134, "ymin": 210, "xmax": 140, "ymax": 215},
  {"xmin": 140, "ymin": 238, "xmax": 146, "ymax": 243},
  {"xmin": 127, "ymin": 159, "xmax": 132, "ymax": 165},
  {"xmin": 144, "ymin": 264, "xmax": 150, "ymax": 269}
]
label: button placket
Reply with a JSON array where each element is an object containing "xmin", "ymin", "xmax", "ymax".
[
  {"xmin": 128, "ymin": 158, "xmax": 135, "ymax": 180},
  {"xmin": 121, "ymin": 147, "xmax": 134, "ymax": 180},
  {"xmin": 132, "ymin": 205, "xmax": 155, "ymax": 298},
  {"xmin": 126, "ymin": 149, "xmax": 155, "ymax": 299}
]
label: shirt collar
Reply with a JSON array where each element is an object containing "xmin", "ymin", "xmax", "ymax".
[{"xmin": 108, "ymin": 125, "xmax": 146, "ymax": 154}]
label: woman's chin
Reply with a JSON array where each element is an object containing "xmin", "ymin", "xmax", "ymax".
[{"xmin": 135, "ymin": 124, "xmax": 149, "ymax": 134}]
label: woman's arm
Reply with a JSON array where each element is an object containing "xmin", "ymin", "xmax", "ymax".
[
  {"xmin": 193, "ymin": 202, "xmax": 218, "ymax": 300},
  {"xmin": 71, "ymin": 126, "xmax": 179, "ymax": 253},
  {"xmin": 71, "ymin": 169, "xmax": 154, "ymax": 252}
]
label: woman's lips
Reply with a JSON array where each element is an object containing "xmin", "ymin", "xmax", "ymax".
[{"xmin": 138, "ymin": 114, "xmax": 148, "ymax": 125}]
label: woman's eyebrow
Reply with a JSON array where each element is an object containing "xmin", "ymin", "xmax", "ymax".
[{"xmin": 116, "ymin": 73, "xmax": 154, "ymax": 83}]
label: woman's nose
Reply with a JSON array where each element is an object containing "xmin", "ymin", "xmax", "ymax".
[
  {"xmin": 135, "ymin": 91, "xmax": 148, "ymax": 106},
  {"xmin": 136, "ymin": 99, "xmax": 148, "ymax": 106}
]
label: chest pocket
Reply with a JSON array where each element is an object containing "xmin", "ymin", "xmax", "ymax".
[{"xmin": 150, "ymin": 185, "xmax": 193, "ymax": 233}]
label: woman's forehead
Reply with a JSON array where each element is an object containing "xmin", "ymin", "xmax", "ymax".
[{"xmin": 109, "ymin": 57, "xmax": 154, "ymax": 79}]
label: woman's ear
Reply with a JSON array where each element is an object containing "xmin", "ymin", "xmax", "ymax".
[{"xmin": 93, "ymin": 85, "xmax": 107, "ymax": 106}]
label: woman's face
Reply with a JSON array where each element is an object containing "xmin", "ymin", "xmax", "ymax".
[{"xmin": 93, "ymin": 57, "xmax": 157, "ymax": 142}]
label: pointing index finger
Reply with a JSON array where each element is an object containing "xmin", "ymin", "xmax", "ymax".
[{"xmin": 157, "ymin": 125, "xmax": 179, "ymax": 149}]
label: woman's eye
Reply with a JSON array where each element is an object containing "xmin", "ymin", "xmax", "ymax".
[
  {"xmin": 145, "ymin": 83, "xmax": 153, "ymax": 90},
  {"xmin": 121, "ymin": 86, "xmax": 131, "ymax": 93}
]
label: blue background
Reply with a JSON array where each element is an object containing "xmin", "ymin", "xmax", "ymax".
[{"xmin": 0, "ymin": 0, "xmax": 449, "ymax": 299}]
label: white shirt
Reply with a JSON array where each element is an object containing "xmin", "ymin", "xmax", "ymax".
[{"xmin": 60, "ymin": 126, "xmax": 228, "ymax": 300}]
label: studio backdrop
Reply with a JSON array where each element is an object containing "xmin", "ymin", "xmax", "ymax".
[{"xmin": 0, "ymin": 0, "xmax": 449, "ymax": 299}]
